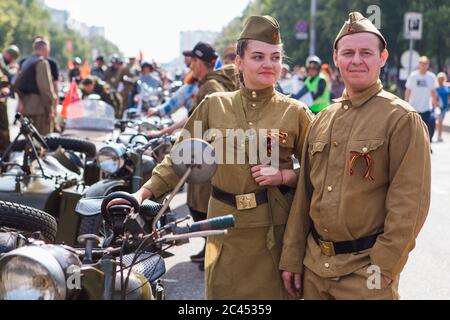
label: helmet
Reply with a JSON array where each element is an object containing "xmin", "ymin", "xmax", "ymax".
[
  {"xmin": 73, "ymin": 57, "xmax": 82, "ymax": 65},
  {"xmin": 140, "ymin": 61, "xmax": 153, "ymax": 70},
  {"xmin": 305, "ymin": 55, "xmax": 322, "ymax": 68},
  {"xmin": 109, "ymin": 54, "xmax": 120, "ymax": 64},
  {"xmin": 6, "ymin": 45, "xmax": 20, "ymax": 59}
]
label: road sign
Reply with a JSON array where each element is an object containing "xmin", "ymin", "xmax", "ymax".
[
  {"xmin": 296, "ymin": 20, "xmax": 308, "ymax": 40},
  {"xmin": 404, "ymin": 12, "xmax": 423, "ymax": 40}
]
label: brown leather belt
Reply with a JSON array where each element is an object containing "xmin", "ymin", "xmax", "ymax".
[
  {"xmin": 211, "ymin": 185, "xmax": 291, "ymax": 210},
  {"xmin": 311, "ymin": 226, "xmax": 383, "ymax": 257}
]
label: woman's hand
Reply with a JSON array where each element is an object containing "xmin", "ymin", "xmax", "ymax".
[
  {"xmin": 251, "ymin": 164, "xmax": 283, "ymax": 186},
  {"xmin": 106, "ymin": 188, "xmax": 153, "ymax": 209}
]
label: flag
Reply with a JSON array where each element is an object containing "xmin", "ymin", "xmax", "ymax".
[
  {"xmin": 61, "ymin": 80, "xmax": 81, "ymax": 118},
  {"xmin": 139, "ymin": 50, "xmax": 144, "ymax": 62},
  {"xmin": 80, "ymin": 60, "xmax": 91, "ymax": 79}
]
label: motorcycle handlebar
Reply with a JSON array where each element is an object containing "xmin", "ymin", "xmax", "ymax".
[{"xmin": 186, "ymin": 215, "xmax": 235, "ymax": 234}]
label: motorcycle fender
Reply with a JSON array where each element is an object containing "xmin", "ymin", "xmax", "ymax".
[{"xmin": 84, "ymin": 179, "xmax": 128, "ymax": 197}]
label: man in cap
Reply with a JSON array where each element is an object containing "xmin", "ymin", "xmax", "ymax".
[
  {"xmin": 91, "ymin": 56, "xmax": 107, "ymax": 80},
  {"xmin": 0, "ymin": 45, "xmax": 20, "ymax": 151},
  {"xmin": 15, "ymin": 37, "xmax": 57, "ymax": 135},
  {"xmin": 68, "ymin": 57, "xmax": 82, "ymax": 84},
  {"xmin": 118, "ymin": 56, "xmax": 140, "ymax": 109},
  {"xmin": 405, "ymin": 55, "xmax": 439, "ymax": 142},
  {"xmin": 280, "ymin": 12, "xmax": 431, "ymax": 300}
]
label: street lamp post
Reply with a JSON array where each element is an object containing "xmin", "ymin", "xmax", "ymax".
[{"xmin": 309, "ymin": 0, "xmax": 317, "ymax": 57}]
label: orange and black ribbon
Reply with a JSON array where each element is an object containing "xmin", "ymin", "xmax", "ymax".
[
  {"xmin": 266, "ymin": 132, "xmax": 288, "ymax": 156},
  {"xmin": 349, "ymin": 152, "xmax": 374, "ymax": 181}
]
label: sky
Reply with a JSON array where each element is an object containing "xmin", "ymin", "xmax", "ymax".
[{"xmin": 44, "ymin": 0, "xmax": 251, "ymax": 63}]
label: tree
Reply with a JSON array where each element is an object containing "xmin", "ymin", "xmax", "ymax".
[{"xmin": 0, "ymin": 0, "xmax": 121, "ymax": 71}]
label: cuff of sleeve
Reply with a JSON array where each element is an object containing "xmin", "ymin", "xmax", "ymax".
[
  {"xmin": 142, "ymin": 175, "xmax": 172, "ymax": 199},
  {"xmin": 279, "ymin": 246, "xmax": 304, "ymax": 274},
  {"xmin": 369, "ymin": 246, "xmax": 404, "ymax": 280}
]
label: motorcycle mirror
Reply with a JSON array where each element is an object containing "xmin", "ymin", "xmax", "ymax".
[{"xmin": 170, "ymin": 139, "xmax": 217, "ymax": 184}]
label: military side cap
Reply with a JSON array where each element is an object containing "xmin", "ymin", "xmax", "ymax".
[
  {"xmin": 238, "ymin": 15, "xmax": 282, "ymax": 45},
  {"xmin": 334, "ymin": 12, "xmax": 387, "ymax": 49}
]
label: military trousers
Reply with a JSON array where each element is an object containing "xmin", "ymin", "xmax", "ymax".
[
  {"xmin": 26, "ymin": 114, "xmax": 52, "ymax": 136},
  {"xmin": 303, "ymin": 266, "xmax": 400, "ymax": 300}
]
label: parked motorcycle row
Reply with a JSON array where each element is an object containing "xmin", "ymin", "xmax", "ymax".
[{"xmin": 0, "ymin": 93, "xmax": 234, "ymax": 300}]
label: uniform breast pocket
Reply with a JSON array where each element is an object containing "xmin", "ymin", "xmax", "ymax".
[
  {"xmin": 207, "ymin": 128, "xmax": 245, "ymax": 165},
  {"xmin": 308, "ymin": 141, "xmax": 328, "ymax": 176},
  {"xmin": 347, "ymin": 139, "xmax": 385, "ymax": 181},
  {"xmin": 275, "ymin": 132, "xmax": 295, "ymax": 164}
]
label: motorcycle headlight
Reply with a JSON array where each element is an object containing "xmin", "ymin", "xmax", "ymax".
[
  {"xmin": 97, "ymin": 144, "xmax": 126, "ymax": 174},
  {"xmin": 0, "ymin": 246, "xmax": 67, "ymax": 300}
]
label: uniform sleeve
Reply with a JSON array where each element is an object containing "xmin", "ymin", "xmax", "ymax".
[
  {"xmin": 157, "ymin": 83, "xmax": 198, "ymax": 116},
  {"xmin": 36, "ymin": 60, "xmax": 56, "ymax": 114},
  {"xmin": 294, "ymin": 105, "xmax": 314, "ymax": 160},
  {"xmin": 370, "ymin": 111, "xmax": 431, "ymax": 279},
  {"xmin": 142, "ymin": 96, "xmax": 211, "ymax": 198},
  {"xmin": 279, "ymin": 124, "xmax": 314, "ymax": 273},
  {"xmin": 194, "ymin": 80, "xmax": 223, "ymax": 109}
]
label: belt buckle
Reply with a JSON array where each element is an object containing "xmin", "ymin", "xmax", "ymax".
[
  {"xmin": 235, "ymin": 193, "xmax": 257, "ymax": 210},
  {"xmin": 318, "ymin": 239, "xmax": 336, "ymax": 257}
]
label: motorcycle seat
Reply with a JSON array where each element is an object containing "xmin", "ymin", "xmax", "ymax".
[
  {"xmin": 122, "ymin": 252, "xmax": 166, "ymax": 284},
  {"xmin": 75, "ymin": 197, "xmax": 164, "ymax": 219}
]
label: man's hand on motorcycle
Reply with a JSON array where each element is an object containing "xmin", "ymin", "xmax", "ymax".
[{"xmin": 146, "ymin": 130, "xmax": 163, "ymax": 138}]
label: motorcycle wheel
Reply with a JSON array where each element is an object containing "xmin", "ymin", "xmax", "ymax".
[
  {"xmin": 0, "ymin": 201, "xmax": 57, "ymax": 243},
  {"xmin": 45, "ymin": 135, "xmax": 97, "ymax": 159},
  {"xmin": 9, "ymin": 135, "xmax": 97, "ymax": 159}
]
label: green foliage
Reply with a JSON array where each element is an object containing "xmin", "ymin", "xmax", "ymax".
[
  {"xmin": 0, "ymin": 0, "xmax": 121, "ymax": 69},
  {"xmin": 216, "ymin": 0, "xmax": 450, "ymax": 70}
]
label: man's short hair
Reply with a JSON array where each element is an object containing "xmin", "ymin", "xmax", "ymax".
[{"xmin": 32, "ymin": 36, "xmax": 50, "ymax": 51}]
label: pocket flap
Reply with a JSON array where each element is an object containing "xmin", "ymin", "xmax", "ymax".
[
  {"xmin": 309, "ymin": 141, "xmax": 327, "ymax": 155},
  {"xmin": 349, "ymin": 139, "xmax": 384, "ymax": 154}
]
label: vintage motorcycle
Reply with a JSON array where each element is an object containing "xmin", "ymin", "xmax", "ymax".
[
  {"xmin": 0, "ymin": 139, "xmax": 233, "ymax": 300},
  {"xmin": 0, "ymin": 114, "xmax": 96, "ymax": 244}
]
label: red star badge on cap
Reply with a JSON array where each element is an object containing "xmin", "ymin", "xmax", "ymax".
[
  {"xmin": 272, "ymin": 32, "xmax": 279, "ymax": 41},
  {"xmin": 347, "ymin": 25, "xmax": 355, "ymax": 33}
]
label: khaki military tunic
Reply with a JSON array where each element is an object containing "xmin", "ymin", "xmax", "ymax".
[
  {"xmin": 0, "ymin": 70, "xmax": 10, "ymax": 150},
  {"xmin": 144, "ymin": 85, "xmax": 313, "ymax": 299},
  {"xmin": 187, "ymin": 64, "xmax": 240, "ymax": 214},
  {"xmin": 280, "ymin": 80, "xmax": 431, "ymax": 299},
  {"xmin": 19, "ymin": 60, "xmax": 57, "ymax": 135}
]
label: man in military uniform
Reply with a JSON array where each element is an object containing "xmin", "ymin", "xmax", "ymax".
[
  {"xmin": 118, "ymin": 57, "xmax": 140, "ymax": 110},
  {"xmin": 15, "ymin": 37, "xmax": 56, "ymax": 135},
  {"xmin": 280, "ymin": 12, "xmax": 431, "ymax": 300},
  {"xmin": 80, "ymin": 76, "xmax": 123, "ymax": 117},
  {"xmin": 0, "ymin": 45, "xmax": 20, "ymax": 152},
  {"xmin": 0, "ymin": 69, "xmax": 11, "ymax": 152}
]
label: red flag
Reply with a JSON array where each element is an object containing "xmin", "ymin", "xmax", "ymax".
[
  {"xmin": 61, "ymin": 80, "xmax": 81, "ymax": 118},
  {"xmin": 80, "ymin": 60, "xmax": 91, "ymax": 79},
  {"xmin": 139, "ymin": 50, "xmax": 144, "ymax": 62}
]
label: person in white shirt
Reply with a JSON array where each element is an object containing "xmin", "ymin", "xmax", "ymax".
[{"xmin": 405, "ymin": 56, "xmax": 439, "ymax": 142}]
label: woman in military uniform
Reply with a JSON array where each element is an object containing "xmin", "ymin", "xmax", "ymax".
[{"xmin": 115, "ymin": 15, "xmax": 313, "ymax": 299}]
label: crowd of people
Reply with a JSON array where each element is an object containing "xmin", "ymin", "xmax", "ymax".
[{"xmin": 0, "ymin": 10, "xmax": 449, "ymax": 301}]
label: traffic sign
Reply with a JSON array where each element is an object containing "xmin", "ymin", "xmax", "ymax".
[{"xmin": 404, "ymin": 12, "xmax": 423, "ymax": 40}]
